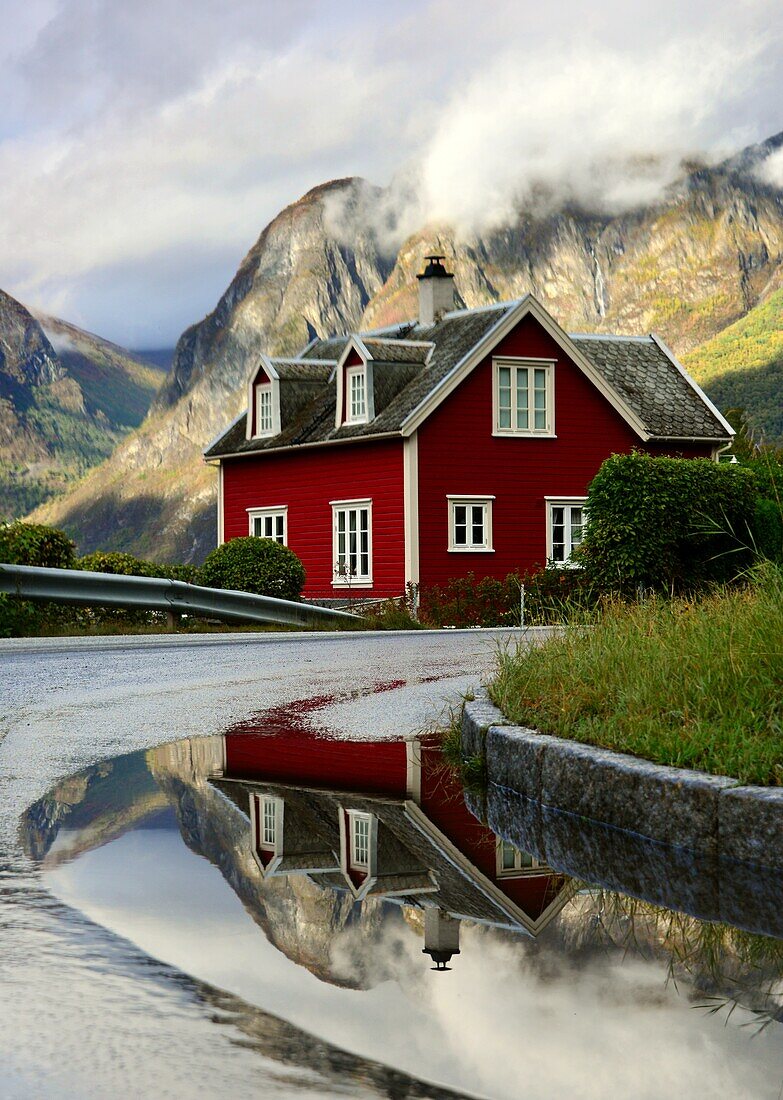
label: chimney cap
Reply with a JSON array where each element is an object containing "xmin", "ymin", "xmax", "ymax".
[{"xmin": 417, "ymin": 255, "xmax": 453, "ymax": 281}]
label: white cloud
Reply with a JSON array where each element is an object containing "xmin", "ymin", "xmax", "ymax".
[{"xmin": 0, "ymin": 0, "xmax": 782, "ymax": 344}]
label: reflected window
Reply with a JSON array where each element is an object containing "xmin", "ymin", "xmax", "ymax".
[
  {"xmin": 349, "ymin": 812, "xmax": 372, "ymax": 869},
  {"xmin": 496, "ymin": 838, "xmax": 548, "ymax": 877}
]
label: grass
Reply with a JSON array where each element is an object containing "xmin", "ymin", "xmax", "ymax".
[{"xmin": 489, "ymin": 564, "xmax": 783, "ymax": 786}]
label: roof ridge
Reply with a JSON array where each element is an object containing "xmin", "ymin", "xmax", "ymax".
[
  {"xmin": 270, "ymin": 356, "xmax": 338, "ymax": 365},
  {"xmin": 569, "ymin": 332, "xmax": 652, "ymax": 344},
  {"xmin": 442, "ymin": 300, "xmax": 520, "ymax": 319}
]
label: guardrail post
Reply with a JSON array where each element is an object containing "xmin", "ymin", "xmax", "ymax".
[{"xmin": 166, "ymin": 610, "xmax": 179, "ymax": 632}]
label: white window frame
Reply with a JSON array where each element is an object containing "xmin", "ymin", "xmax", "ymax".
[
  {"xmin": 255, "ymin": 382, "xmax": 275, "ymax": 437},
  {"xmin": 331, "ymin": 498, "xmax": 373, "ymax": 587},
  {"xmin": 345, "ymin": 365, "xmax": 368, "ymax": 424},
  {"xmin": 348, "ymin": 811, "xmax": 372, "ymax": 869},
  {"xmin": 545, "ymin": 497, "xmax": 587, "ymax": 567},
  {"xmin": 496, "ymin": 838, "xmax": 549, "ymax": 878},
  {"xmin": 447, "ymin": 495, "xmax": 495, "ymax": 553},
  {"xmin": 247, "ymin": 506, "xmax": 288, "ymax": 545},
  {"xmin": 493, "ymin": 357, "xmax": 555, "ymax": 437}
]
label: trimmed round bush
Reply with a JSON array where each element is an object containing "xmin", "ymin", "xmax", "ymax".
[
  {"xmin": 0, "ymin": 521, "xmax": 76, "ymax": 569},
  {"xmin": 199, "ymin": 537, "xmax": 306, "ymax": 600}
]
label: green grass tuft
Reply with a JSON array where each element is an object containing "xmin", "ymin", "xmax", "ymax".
[{"xmin": 489, "ymin": 563, "xmax": 783, "ymax": 785}]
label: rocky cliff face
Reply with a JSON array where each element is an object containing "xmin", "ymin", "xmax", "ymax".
[
  {"xmin": 34, "ymin": 178, "xmax": 392, "ymax": 560},
  {"xmin": 33, "ymin": 139, "xmax": 783, "ymax": 561}
]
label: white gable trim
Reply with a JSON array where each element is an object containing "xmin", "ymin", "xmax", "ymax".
[
  {"xmin": 400, "ymin": 295, "xmax": 651, "ymax": 441},
  {"xmin": 334, "ymin": 337, "xmax": 375, "ymax": 428},
  {"xmin": 649, "ymin": 333, "xmax": 735, "ymax": 439},
  {"xmin": 246, "ymin": 355, "xmax": 281, "ymax": 440},
  {"xmin": 403, "ymin": 801, "xmax": 576, "ymax": 935}
]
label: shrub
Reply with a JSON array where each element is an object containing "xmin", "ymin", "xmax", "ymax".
[
  {"xmin": 199, "ymin": 537, "xmax": 306, "ymax": 600},
  {"xmin": 419, "ymin": 573, "xmax": 520, "ymax": 627},
  {"xmin": 579, "ymin": 452, "xmax": 758, "ymax": 595},
  {"xmin": 78, "ymin": 551, "xmax": 199, "ymax": 583},
  {"xmin": 0, "ymin": 521, "xmax": 76, "ymax": 569}
]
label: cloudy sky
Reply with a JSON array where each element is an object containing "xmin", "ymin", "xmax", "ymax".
[{"xmin": 1, "ymin": 0, "xmax": 782, "ymax": 348}]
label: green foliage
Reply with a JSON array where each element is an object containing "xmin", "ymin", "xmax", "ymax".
[
  {"xmin": 419, "ymin": 573, "xmax": 521, "ymax": 627},
  {"xmin": 0, "ymin": 521, "xmax": 76, "ymax": 568},
  {"xmin": 684, "ymin": 286, "xmax": 783, "ymax": 445},
  {"xmin": 579, "ymin": 452, "xmax": 758, "ymax": 594},
  {"xmin": 199, "ymin": 537, "xmax": 306, "ymax": 600},
  {"xmin": 78, "ymin": 551, "xmax": 198, "ymax": 583},
  {"xmin": 490, "ymin": 564, "xmax": 783, "ymax": 785},
  {"xmin": 418, "ymin": 569, "xmax": 596, "ymax": 628}
]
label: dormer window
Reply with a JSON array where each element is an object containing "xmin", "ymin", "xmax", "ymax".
[
  {"xmin": 346, "ymin": 366, "xmax": 367, "ymax": 424},
  {"xmin": 255, "ymin": 383, "xmax": 273, "ymax": 436}
]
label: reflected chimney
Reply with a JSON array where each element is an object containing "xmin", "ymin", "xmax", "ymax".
[
  {"xmin": 417, "ymin": 254, "xmax": 455, "ymax": 325},
  {"xmin": 422, "ymin": 908, "xmax": 461, "ymax": 971}
]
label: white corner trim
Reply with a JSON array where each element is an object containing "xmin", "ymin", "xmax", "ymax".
[
  {"xmin": 403, "ymin": 433, "xmax": 420, "ymax": 586},
  {"xmin": 217, "ymin": 461, "xmax": 224, "ymax": 545},
  {"xmin": 649, "ymin": 332, "xmax": 736, "ymax": 437}
]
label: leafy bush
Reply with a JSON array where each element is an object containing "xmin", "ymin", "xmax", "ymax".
[
  {"xmin": 199, "ymin": 537, "xmax": 306, "ymax": 600},
  {"xmin": 0, "ymin": 522, "xmax": 78, "ymax": 637},
  {"xmin": 419, "ymin": 573, "xmax": 520, "ymax": 627},
  {"xmin": 579, "ymin": 452, "xmax": 758, "ymax": 594},
  {"xmin": 0, "ymin": 521, "xmax": 75, "ymax": 569},
  {"xmin": 78, "ymin": 551, "xmax": 199, "ymax": 583}
]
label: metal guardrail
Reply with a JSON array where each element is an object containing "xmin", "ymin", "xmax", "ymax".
[{"xmin": 0, "ymin": 564, "xmax": 363, "ymax": 628}]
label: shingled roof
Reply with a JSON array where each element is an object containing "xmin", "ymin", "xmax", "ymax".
[{"xmin": 205, "ymin": 298, "xmax": 731, "ymax": 459}]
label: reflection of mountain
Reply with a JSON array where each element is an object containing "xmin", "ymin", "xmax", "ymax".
[{"xmin": 21, "ymin": 749, "xmax": 168, "ymax": 863}]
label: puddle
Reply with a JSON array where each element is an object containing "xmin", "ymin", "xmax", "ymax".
[{"xmin": 20, "ymin": 723, "xmax": 783, "ymax": 1100}]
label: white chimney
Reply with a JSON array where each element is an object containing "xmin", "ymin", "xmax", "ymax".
[{"xmin": 417, "ymin": 255, "xmax": 455, "ymax": 325}]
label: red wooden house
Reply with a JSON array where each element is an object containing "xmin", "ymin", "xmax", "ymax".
[
  {"xmin": 205, "ymin": 257, "xmax": 733, "ymax": 600},
  {"xmin": 213, "ymin": 728, "xmax": 574, "ymax": 955}
]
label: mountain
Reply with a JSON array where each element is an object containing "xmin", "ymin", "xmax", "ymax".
[
  {"xmin": 0, "ymin": 290, "xmax": 169, "ymax": 519},
  {"xmin": 682, "ymin": 286, "xmax": 783, "ymax": 444},
  {"xmin": 33, "ymin": 178, "xmax": 393, "ymax": 561},
  {"xmin": 32, "ymin": 139, "xmax": 783, "ymax": 562}
]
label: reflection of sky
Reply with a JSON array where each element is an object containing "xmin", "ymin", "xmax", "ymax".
[{"xmin": 46, "ymin": 828, "xmax": 783, "ymax": 1100}]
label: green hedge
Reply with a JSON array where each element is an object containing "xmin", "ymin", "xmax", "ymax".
[
  {"xmin": 79, "ymin": 551, "xmax": 199, "ymax": 583},
  {"xmin": 579, "ymin": 452, "xmax": 759, "ymax": 594},
  {"xmin": 199, "ymin": 537, "xmax": 306, "ymax": 600},
  {"xmin": 0, "ymin": 521, "xmax": 76, "ymax": 569}
]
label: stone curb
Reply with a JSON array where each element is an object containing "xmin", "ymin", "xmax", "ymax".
[{"xmin": 462, "ymin": 696, "xmax": 783, "ymax": 869}]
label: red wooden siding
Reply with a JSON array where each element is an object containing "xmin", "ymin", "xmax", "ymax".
[
  {"xmin": 222, "ymin": 437, "xmax": 405, "ymax": 599},
  {"xmin": 225, "ymin": 731, "xmax": 408, "ymax": 795},
  {"xmin": 417, "ymin": 741, "xmax": 562, "ymax": 920},
  {"xmin": 416, "ymin": 314, "xmax": 716, "ymax": 586}
]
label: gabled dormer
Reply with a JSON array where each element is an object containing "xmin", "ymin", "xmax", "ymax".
[
  {"xmin": 247, "ymin": 356, "xmax": 281, "ymax": 440},
  {"xmin": 246, "ymin": 355, "xmax": 335, "ymax": 441},
  {"xmin": 334, "ymin": 336, "xmax": 433, "ymax": 430}
]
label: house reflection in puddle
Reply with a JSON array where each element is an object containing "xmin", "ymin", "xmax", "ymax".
[{"xmin": 210, "ymin": 732, "xmax": 572, "ymax": 968}]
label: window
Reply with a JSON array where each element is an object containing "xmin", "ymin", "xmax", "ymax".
[
  {"xmin": 332, "ymin": 499, "xmax": 372, "ymax": 585},
  {"xmin": 494, "ymin": 358, "xmax": 554, "ymax": 435},
  {"xmin": 546, "ymin": 498, "xmax": 586, "ymax": 566},
  {"xmin": 496, "ymin": 838, "xmax": 548, "ymax": 878},
  {"xmin": 447, "ymin": 496, "xmax": 494, "ymax": 552},
  {"xmin": 255, "ymin": 383, "xmax": 274, "ymax": 436},
  {"xmin": 346, "ymin": 366, "xmax": 367, "ymax": 423},
  {"xmin": 350, "ymin": 813, "xmax": 371, "ymax": 869},
  {"xmin": 247, "ymin": 507, "xmax": 287, "ymax": 544},
  {"xmin": 261, "ymin": 797, "xmax": 277, "ymax": 847}
]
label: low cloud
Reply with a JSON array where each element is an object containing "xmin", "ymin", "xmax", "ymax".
[{"xmin": 0, "ymin": 0, "xmax": 782, "ymax": 344}]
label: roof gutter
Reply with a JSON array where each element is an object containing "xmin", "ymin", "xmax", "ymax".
[{"xmin": 205, "ymin": 430, "xmax": 403, "ymax": 463}]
